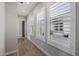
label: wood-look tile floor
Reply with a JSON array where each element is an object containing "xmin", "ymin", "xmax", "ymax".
[{"xmin": 17, "ymin": 38, "xmax": 46, "ymax": 56}]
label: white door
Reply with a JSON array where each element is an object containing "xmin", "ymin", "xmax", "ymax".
[
  {"xmin": 36, "ymin": 8, "xmax": 46, "ymax": 42},
  {"xmin": 40, "ymin": 19, "xmax": 46, "ymax": 42},
  {"xmin": 19, "ymin": 21, "xmax": 22, "ymax": 37}
]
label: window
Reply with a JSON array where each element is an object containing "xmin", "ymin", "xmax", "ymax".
[
  {"xmin": 47, "ymin": 2, "xmax": 72, "ymax": 55},
  {"xmin": 49, "ymin": 2, "xmax": 71, "ymax": 38}
]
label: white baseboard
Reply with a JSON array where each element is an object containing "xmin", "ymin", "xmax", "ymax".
[{"xmin": 5, "ymin": 50, "xmax": 17, "ymax": 56}]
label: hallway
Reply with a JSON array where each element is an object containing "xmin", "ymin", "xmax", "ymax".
[{"xmin": 0, "ymin": 2, "xmax": 79, "ymax": 56}]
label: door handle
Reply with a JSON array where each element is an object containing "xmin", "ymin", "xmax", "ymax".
[
  {"xmin": 50, "ymin": 30, "xmax": 53, "ymax": 35},
  {"xmin": 42, "ymin": 33, "xmax": 44, "ymax": 36},
  {"xmin": 50, "ymin": 32, "xmax": 53, "ymax": 35}
]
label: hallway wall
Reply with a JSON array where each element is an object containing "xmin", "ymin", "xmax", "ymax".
[{"xmin": 5, "ymin": 2, "xmax": 17, "ymax": 52}]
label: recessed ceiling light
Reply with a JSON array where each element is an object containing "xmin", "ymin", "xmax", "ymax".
[
  {"xmin": 26, "ymin": 2, "xmax": 30, "ymax": 4},
  {"xmin": 22, "ymin": 10, "xmax": 26, "ymax": 13}
]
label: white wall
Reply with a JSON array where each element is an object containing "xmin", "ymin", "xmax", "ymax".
[
  {"xmin": 5, "ymin": 2, "xmax": 17, "ymax": 52},
  {"xmin": 0, "ymin": 3, "xmax": 5, "ymax": 56}
]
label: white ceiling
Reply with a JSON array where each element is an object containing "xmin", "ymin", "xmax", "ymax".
[{"xmin": 17, "ymin": 2, "xmax": 37, "ymax": 16}]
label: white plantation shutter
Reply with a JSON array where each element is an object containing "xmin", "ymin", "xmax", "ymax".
[
  {"xmin": 47, "ymin": 2, "xmax": 73, "ymax": 55},
  {"xmin": 49, "ymin": 2, "xmax": 71, "ymax": 38},
  {"xmin": 49, "ymin": 2, "xmax": 71, "ymax": 17}
]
